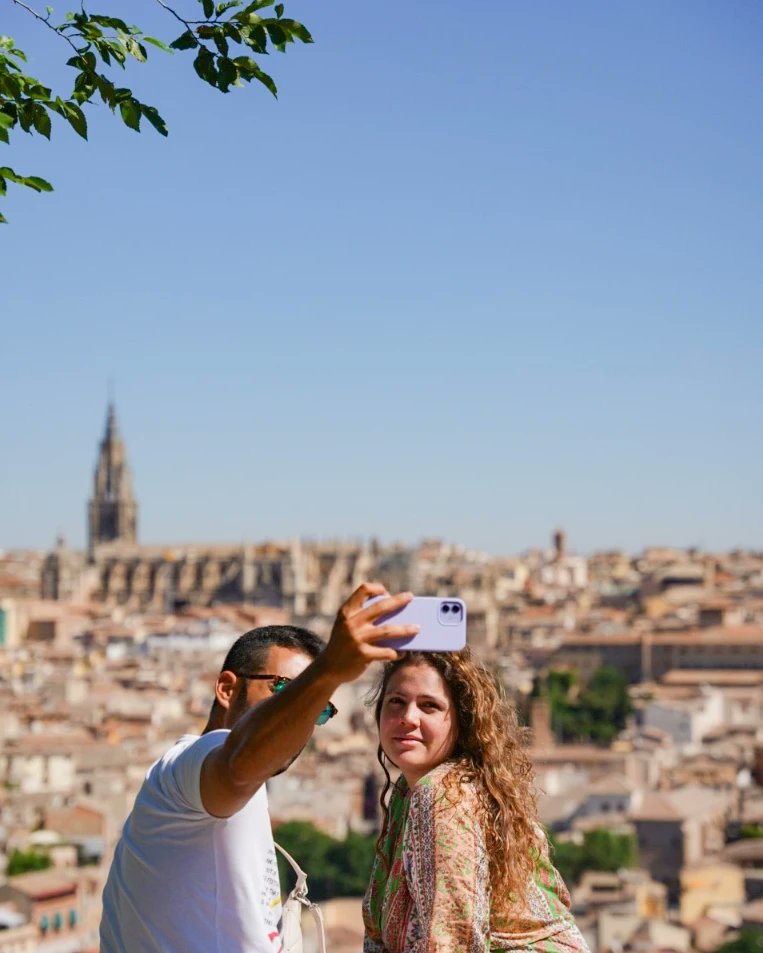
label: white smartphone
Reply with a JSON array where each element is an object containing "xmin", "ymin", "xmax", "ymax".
[{"xmin": 367, "ymin": 595, "xmax": 467, "ymax": 651}]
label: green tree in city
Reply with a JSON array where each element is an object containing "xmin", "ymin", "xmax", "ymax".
[
  {"xmin": 1, "ymin": 0, "xmax": 312, "ymax": 220},
  {"xmin": 536, "ymin": 665, "xmax": 632, "ymax": 745},
  {"xmin": 548, "ymin": 828, "xmax": 638, "ymax": 887},
  {"xmin": 740, "ymin": 823, "xmax": 763, "ymax": 839},
  {"xmin": 274, "ymin": 820, "xmax": 377, "ymax": 901},
  {"xmin": 715, "ymin": 931, "xmax": 763, "ymax": 953},
  {"xmin": 7, "ymin": 847, "xmax": 52, "ymax": 875}
]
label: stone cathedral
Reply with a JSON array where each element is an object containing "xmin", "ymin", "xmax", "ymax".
[
  {"xmin": 88, "ymin": 402, "xmax": 138, "ymax": 557},
  {"xmin": 41, "ymin": 404, "xmax": 400, "ymax": 616}
]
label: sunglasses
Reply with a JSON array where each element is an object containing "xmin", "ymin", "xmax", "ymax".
[{"xmin": 236, "ymin": 673, "xmax": 338, "ymax": 726}]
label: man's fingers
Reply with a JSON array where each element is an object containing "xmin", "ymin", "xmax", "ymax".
[
  {"xmin": 365, "ymin": 646, "xmax": 401, "ymax": 663},
  {"xmin": 365, "ymin": 623, "xmax": 420, "ymax": 642},
  {"xmin": 356, "ymin": 590, "xmax": 413, "ymax": 625},
  {"xmin": 342, "ymin": 582, "xmax": 389, "ymax": 617}
]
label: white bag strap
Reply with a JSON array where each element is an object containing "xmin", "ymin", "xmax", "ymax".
[{"xmin": 275, "ymin": 841, "xmax": 327, "ymax": 953}]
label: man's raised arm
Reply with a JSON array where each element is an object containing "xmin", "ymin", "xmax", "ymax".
[{"xmin": 200, "ymin": 583, "xmax": 418, "ymax": 817}]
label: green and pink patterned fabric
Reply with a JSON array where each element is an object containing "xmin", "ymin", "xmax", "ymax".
[{"xmin": 362, "ymin": 762, "xmax": 590, "ymax": 953}]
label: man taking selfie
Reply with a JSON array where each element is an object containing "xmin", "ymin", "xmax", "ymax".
[{"xmin": 99, "ymin": 583, "xmax": 416, "ymax": 953}]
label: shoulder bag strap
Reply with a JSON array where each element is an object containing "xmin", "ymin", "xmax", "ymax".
[{"xmin": 274, "ymin": 841, "xmax": 327, "ymax": 953}]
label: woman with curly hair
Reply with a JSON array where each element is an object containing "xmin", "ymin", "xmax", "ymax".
[{"xmin": 362, "ymin": 648, "xmax": 590, "ymax": 953}]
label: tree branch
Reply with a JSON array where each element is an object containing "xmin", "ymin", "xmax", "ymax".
[
  {"xmin": 8, "ymin": 0, "xmax": 85, "ymax": 60},
  {"xmin": 153, "ymin": 0, "xmax": 208, "ymax": 29}
]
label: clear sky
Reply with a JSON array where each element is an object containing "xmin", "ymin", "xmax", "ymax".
[{"xmin": 2, "ymin": 0, "xmax": 762, "ymax": 556}]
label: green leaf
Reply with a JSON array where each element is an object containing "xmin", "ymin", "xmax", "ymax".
[
  {"xmin": 276, "ymin": 18, "xmax": 312, "ymax": 43},
  {"xmin": 141, "ymin": 104, "xmax": 168, "ymax": 136},
  {"xmin": 88, "ymin": 14, "xmax": 132, "ymax": 33},
  {"xmin": 275, "ymin": 4, "xmax": 284, "ymax": 16},
  {"xmin": 217, "ymin": 56, "xmax": 237, "ymax": 91},
  {"xmin": 17, "ymin": 104, "xmax": 34, "ymax": 133},
  {"xmin": 250, "ymin": 63, "xmax": 277, "ymax": 97},
  {"xmin": 144, "ymin": 36, "xmax": 172, "ymax": 52},
  {"xmin": 170, "ymin": 31, "xmax": 197, "ymax": 51},
  {"xmin": 193, "ymin": 47, "xmax": 217, "ymax": 85},
  {"xmin": 202, "ymin": 0, "xmax": 215, "ymax": 18},
  {"xmin": 216, "ymin": 0, "xmax": 241, "ymax": 13},
  {"xmin": 215, "ymin": 34, "xmax": 230, "ymax": 56},
  {"xmin": 64, "ymin": 101, "xmax": 88, "ymax": 138},
  {"xmin": 32, "ymin": 106, "xmax": 52, "ymax": 139},
  {"xmin": 265, "ymin": 22, "xmax": 286, "ymax": 45},
  {"xmin": 22, "ymin": 175, "xmax": 53, "ymax": 192},
  {"xmin": 0, "ymin": 211, "xmax": 7, "ymax": 224},
  {"xmin": 125, "ymin": 38, "xmax": 147, "ymax": 63},
  {"xmin": 241, "ymin": 23, "xmax": 268, "ymax": 53},
  {"xmin": 119, "ymin": 99, "xmax": 141, "ymax": 131}
]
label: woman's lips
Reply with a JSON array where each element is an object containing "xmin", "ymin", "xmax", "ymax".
[{"xmin": 393, "ymin": 736, "xmax": 421, "ymax": 747}]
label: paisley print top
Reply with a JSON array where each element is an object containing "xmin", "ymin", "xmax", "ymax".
[{"xmin": 362, "ymin": 763, "xmax": 590, "ymax": 953}]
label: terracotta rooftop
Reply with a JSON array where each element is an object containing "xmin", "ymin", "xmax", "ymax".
[
  {"xmin": 661, "ymin": 669, "xmax": 763, "ymax": 686},
  {"xmin": 7, "ymin": 869, "xmax": 77, "ymax": 901}
]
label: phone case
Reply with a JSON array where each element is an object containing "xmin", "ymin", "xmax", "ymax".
[{"xmin": 368, "ymin": 596, "xmax": 467, "ymax": 651}]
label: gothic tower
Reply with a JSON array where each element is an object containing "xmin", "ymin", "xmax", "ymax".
[{"xmin": 87, "ymin": 403, "xmax": 138, "ymax": 558}]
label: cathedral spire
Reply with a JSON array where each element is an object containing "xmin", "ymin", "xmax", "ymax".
[{"xmin": 87, "ymin": 402, "xmax": 138, "ymax": 558}]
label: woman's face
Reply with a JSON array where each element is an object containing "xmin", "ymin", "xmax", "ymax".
[{"xmin": 379, "ymin": 662, "xmax": 458, "ymax": 786}]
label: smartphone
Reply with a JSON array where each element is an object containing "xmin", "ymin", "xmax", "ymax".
[{"xmin": 367, "ymin": 595, "xmax": 467, "ymax": 651}]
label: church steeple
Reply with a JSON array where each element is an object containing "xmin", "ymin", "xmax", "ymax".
[{"xmin": 87, "ymin": 402, "xmax": 138, "ymax": 557}]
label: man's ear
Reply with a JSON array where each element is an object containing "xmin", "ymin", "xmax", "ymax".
[{"xmin": 214, "ymin": 670, "xmax": 239, "ymax": 711}]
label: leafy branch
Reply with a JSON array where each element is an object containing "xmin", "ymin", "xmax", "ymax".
[{"xmin": 1, "ymin": 0, "xmax": 312, "ymax": 220}]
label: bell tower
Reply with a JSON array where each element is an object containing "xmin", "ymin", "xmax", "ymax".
[{"xmin": 87, "ymin": 402, "xmax": 138, "ymax": 558}]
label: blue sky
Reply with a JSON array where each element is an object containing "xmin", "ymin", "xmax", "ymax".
[{"xmin": 2, "ymin": 0, "xmax": 762, "ymax": 555}]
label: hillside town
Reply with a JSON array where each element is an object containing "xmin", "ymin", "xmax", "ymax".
[{"xmin": 0, "ymin": 407, "xmax": 761, "ymax": 952}]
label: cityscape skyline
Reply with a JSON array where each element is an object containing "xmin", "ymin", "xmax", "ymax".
[{"xmin": 2, "ymin": 398, "xmax": 760, "ymax": 558}]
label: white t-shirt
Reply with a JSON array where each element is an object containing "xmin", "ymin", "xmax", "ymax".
[{"xmin": 100, "ymin": 731, "xmax": 283, "ymax": 953}]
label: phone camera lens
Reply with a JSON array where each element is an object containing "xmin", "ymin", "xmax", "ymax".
[{"xmin": 442, "ymin": 604, "xmax": 450, "ymax": 613}]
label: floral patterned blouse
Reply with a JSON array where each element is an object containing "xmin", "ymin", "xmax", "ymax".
[{"xmin": 362, "ymin": 763, "xmax": 590, "ymax": 953}]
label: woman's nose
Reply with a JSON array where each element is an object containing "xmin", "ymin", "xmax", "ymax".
[{"xmin": 400, "ymin": 704, "xmax": 419, "ymax": 726}]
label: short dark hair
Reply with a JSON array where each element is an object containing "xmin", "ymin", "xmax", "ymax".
[{"xmin": 220, "ymin": 624, "xmax": 324, "ymax": 676}]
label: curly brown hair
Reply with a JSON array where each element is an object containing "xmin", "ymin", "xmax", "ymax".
[{"xmin": 369, "ymin": 648, "xmax": 541, "ymax": 912}]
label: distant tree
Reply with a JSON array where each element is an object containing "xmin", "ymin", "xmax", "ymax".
[
  {"xmin": 1, "ymin": 0, "xmax": 312, "ymax": 220},
  {"xmin": 715, "ymin": 931, "xmax": 763, "ymax": 953},
  {"xmin": 548, "ymin": 836, "xmax": 585, "ymax": 887},
  {"xmin": 581, "ymin": 828, "xmax": 638, "ymax": 872},
  {"xmin": 274, "ymin": 820, "xmax": 376, "ymax": 901},
  {"xmin": 740, "ymin": 823, "xmax": 763, "ymax": 839},
  {"xmin": 538, "ymin": 665, "xmax": 632, "ymax": 745},
  {"xmin": 548, "ymin": 828, "xmax": 638, "ymax": 887},
  {"xmin": 327, "ymin": 829, "xmax": 377, "ymax": 897},
  {"xmin": 7, "ymin": 847, "xmax": 52, "ymax": 875}
]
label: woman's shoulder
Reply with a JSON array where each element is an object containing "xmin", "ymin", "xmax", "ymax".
[{"xmin": 409, "ymin": 761, "xmax": 482, "ymax": 816}]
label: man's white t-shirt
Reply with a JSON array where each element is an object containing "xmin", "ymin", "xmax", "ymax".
[{"xmin": 100, "ymin": 731, "xmax": 283, "ymax": 953}]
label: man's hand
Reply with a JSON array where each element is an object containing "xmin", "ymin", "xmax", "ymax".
[
  {"xmin": 320, "ymin": 583, "xmax": 419, "ymax": 682},
  {"xmin": 200, "ymin": 582, "xmax": 418, "ymax": 817}
]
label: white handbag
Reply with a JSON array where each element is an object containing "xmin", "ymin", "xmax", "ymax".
[{"xmin": 275, "ymin": 841, "xmax": 327, "ymax": 953}]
